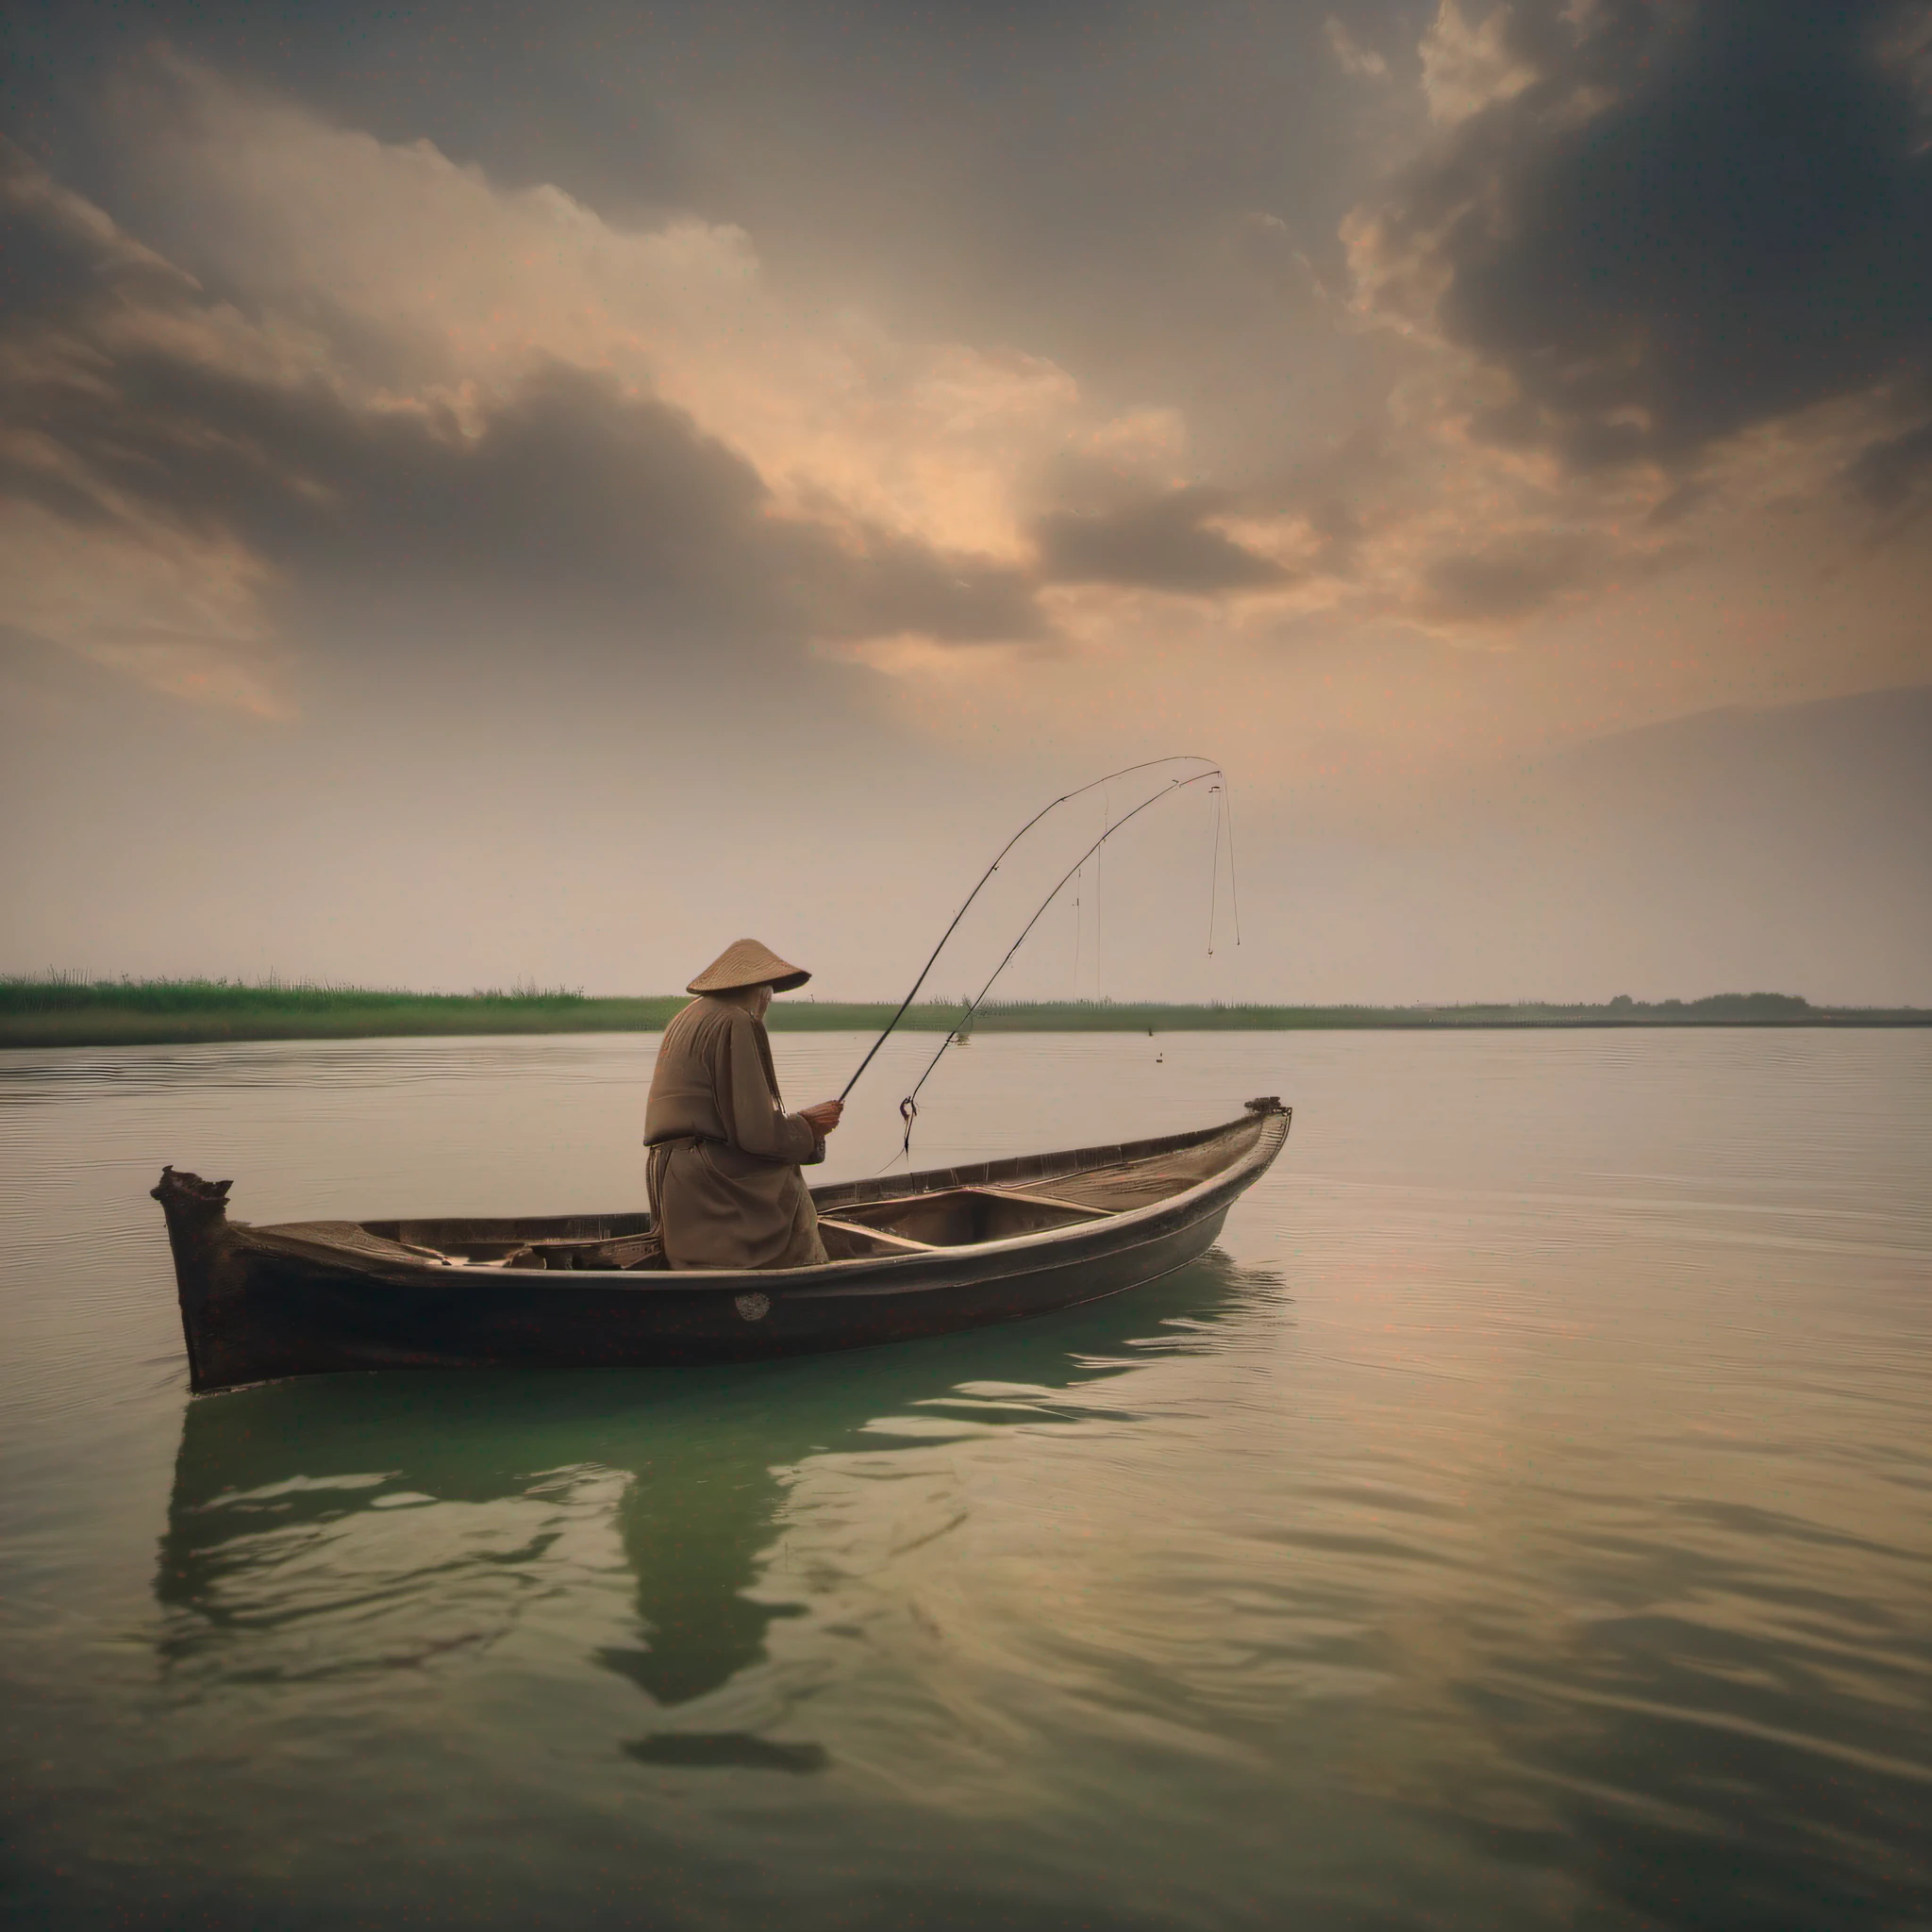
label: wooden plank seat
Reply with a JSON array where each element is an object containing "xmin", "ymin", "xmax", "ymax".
[
  {"xmin": 822, "ymin": 1186, "xmax": 1109, "ymax": 1251},
  {"xmin": 815, "ymin": 1218, "xmax": 939, "ymax": 1259}
]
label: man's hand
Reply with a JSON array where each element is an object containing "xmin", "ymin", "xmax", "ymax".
[{"xmin": 799, "ymin": 1100, "xmax": 844, "ymax": 1137}]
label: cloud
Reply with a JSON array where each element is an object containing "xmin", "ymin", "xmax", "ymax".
[
  {"xmin": 101, "ymin": 58, "xmax": 1091, "ymax": 562},
  {"xmin": 1846, "ymin": 411, "xmax": 1932, "ymax": 543},
  {"xmin": 0, "ymin": 123, "xmax": 1047, "ymax": 711},
  {"xmin": 1417, "ymin": 535, "xmax": 1598, "ymax": 625},
  {"xmin": 1324, "ymin": 18, "xmax": 1390, "ymax": 81},
  {"xmin": 0, "ymin": 507, "xmax": 288, "ymax": 718},
  {"xmin": 0, "ymin": 146, "xmax": 193, "ymax": 325},
  {"xmin": 1418, "ymin": 0, "xmax": 1534, "ymax": 123},
  {"xmin": 1169, "ymin": 0, "xmax": 1932, "ymax": 649},
  {"xmin": 1033, "ymin": 486, "xmax": 1292, "ymax": 595},
  {"xmin": 7, "ymin": 22, "xmax": 1928, "ymax": 741},
  {"xmin": 1348, "ymin": 0, "xmax": 1932, "ymax": 472}
]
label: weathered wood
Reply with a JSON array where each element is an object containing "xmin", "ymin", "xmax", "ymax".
[{"xmin": 815, "ymin": 1218, "xmax": 939, "ymax": 1257}]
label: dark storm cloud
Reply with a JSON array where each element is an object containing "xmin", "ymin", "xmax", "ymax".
[
  {"xmin": 1358, "ymin": 0, "xmax": 1932, "ymax": 474},
  {"xmin": 0, "ymin": 138, "xmax": 1043, "ymax": 664},
  {"xmin": 1418, "ymin": 538, "xmax": 1596, "ymax": 625},
  {"xmin": 1032, "ymin": 486, "xmax": 1290, "ymax": 594},
  {"xmin": 40, "ymin": 352, "xmax": 1040, "ymax": 648},
  {"xmin": 2, "ymin": 0, "xmax": 1358, "ymax": 475},
  {"xmin": 1846, "ymin": 410, "xmax": 1932, "ymax": 537},
  {"xmin": 0, "ymin": 149, "xmax": 189, "ymax": 325}
]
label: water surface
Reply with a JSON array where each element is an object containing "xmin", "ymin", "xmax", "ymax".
[{"xmin": 2, "ymin": 1029, "xmax": 1928, "ymax": 1930}]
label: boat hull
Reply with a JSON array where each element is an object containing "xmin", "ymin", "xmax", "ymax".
[{"xmin": 154, "ymin": 1104, "xmax": 1289, "ymax": 1392}]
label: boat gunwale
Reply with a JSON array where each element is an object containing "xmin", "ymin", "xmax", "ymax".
[
  {"xmin": 808, "ymin": 1110, "xmax": 1266, "ymax": 1211},
  {"xmin": 240, "ymin": 1105, "xmax": 1290, "ymax": 1294}
]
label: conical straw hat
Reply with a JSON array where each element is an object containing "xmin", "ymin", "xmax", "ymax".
[{"xmin": 686, "ymin": 938, "xmax": 811, "ymax": 995}]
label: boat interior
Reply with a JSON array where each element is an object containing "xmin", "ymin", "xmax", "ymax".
[
  {"xmin": 347, "ymin": 1183, "xmax": 1112, "ymax": 1272},
  {"xmin": 819, "ymin": 1186, "xmax": 1107, "ymax": 1256},
  {"xmin": 254, "ymin": 1106, "xmax": 1281, "ymax": 1275}
]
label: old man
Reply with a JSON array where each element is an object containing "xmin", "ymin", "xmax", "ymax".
[{"xmin": 644, "ymin": 939, "xmax": 843, "ymax": 1270}]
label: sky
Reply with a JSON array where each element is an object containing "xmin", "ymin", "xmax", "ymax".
[{"xmin": 3, "ymin": 0, "xmax": 1929, "ymax": 1005}]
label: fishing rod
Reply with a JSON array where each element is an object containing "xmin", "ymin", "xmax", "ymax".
[
  {"xmin": 884, "ymin": 765, "xmax": 1231, "ymax": 1160},
  {"xmin": 836, "ymin": 754, "xmax": 1222, "ymax": 1105}
]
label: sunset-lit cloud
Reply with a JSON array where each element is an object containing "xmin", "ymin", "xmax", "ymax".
[
  {"xmin": 10, "ymin": 9, "xmax": 1932, "ymax": 719},
  {"xmin": 1, "ymin": 111, "xmax": 1062, "ymax": 712}
]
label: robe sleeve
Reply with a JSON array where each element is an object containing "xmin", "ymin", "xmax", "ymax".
[{"xmin": 717, "ymin": 1010, "xmax": 821, "ymax": 1164}]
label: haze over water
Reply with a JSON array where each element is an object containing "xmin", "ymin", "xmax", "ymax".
[{"xmin": 2, "ymin": 1027, "xmax": 1927, "ymax": 1930}]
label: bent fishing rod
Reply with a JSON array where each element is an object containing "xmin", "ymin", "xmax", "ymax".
[
  {"xmin": 879, "ymin": 766, "xmax": 1230, "ymax": 1158},
  {"xmin": 836, "ymin": 754, "xmax": 1224, "ymax": 1107}
]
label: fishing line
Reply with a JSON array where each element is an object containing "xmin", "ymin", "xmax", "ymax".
[
  {"xmin": 1223, "ymin": 776, "xmax": 1244, "ymax": 947},
  {"xmin": 836, "ymin": 754, "xmax": 1220, "ymax": 1106},
  {"xmin": 1207, "ymin": 783, "xmax": 1223, "ymax": 955},
  {"xmin": 1071, "ymin": 864, "xmax": 1083, "ymax": 995},
  {"xmin": 1095, "ymin": 786, "xmax": 1106, "ymax": 999},
  {"xmin": 1204, "ymin": 779, "xmax": 1244, "ymax": 955},
  {"xmin": 884, "ymin": 767, "xmax": 1226, "ymax": 1163}
]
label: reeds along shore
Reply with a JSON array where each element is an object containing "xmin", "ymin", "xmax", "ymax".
[{"xmin": 1, "ymin": 979, "xmax": 1925, "ymax": 1050}]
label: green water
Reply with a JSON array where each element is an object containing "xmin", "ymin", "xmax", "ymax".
[{"xmin": 2, "ymin": 1030, "xmax": 1928, "ymax": 1929}]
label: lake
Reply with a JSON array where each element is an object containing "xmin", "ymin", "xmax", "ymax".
[{"xmin": 2, "ymin": 1028, "xmax": 1928, "ymax": 1931}]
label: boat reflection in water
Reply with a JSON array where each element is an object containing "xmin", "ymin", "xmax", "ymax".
[{"xmin": 155, "ymin": 1251, "xmax": 1275, "ymax": 1774}]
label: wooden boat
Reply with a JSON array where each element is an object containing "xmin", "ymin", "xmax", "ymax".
[{"xmin": 153, "ymin": 1098, "xmax": 1291, "ymax": 1393}]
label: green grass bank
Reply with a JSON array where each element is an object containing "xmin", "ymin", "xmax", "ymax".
[{"xmin": 3, "ymin": 978, "xmax": 1925, "ymax": 1050}]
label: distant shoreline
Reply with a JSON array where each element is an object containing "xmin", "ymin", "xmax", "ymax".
[{"xmin": 3, "ymin": 980, "xmax": 1926, "ymax": 1050}]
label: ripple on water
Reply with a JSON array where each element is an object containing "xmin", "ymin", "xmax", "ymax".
[{"xmin": 1, "ymin": 1027, "xmax": 1928, "ymax": 1932}]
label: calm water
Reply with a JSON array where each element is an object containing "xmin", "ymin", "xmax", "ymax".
[{"xmin": 2, "ymin": 1029, "xmax": 1928, "ymax": 1932}]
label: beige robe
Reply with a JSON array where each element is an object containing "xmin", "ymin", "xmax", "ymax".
[{"xmin": 643, "ymin": 996, "xmax": 828, "ymax": 1270}]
